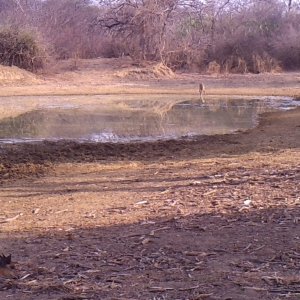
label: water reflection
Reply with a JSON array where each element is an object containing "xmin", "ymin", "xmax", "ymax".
[{"xmin": 0, "ymin": 96, "xmax": 297, "ymax": 143}]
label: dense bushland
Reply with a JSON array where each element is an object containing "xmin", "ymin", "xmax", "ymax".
[
  {"xmin": 0, "ymin": 27, "xmax": 44, "ymax": 71},
  {"xmin": 0, "ymin": 0, "xmax": 299, "ymax": 73}
]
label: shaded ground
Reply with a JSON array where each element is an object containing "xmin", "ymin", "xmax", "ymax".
[{"xmin": 0, "ymin": 60, "xmax": 300, "ymax": 299}]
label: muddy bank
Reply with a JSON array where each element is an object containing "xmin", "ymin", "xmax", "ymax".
[
  {"xmin": 0, "ymin": 107, "xmax": 299, "ymax": 180},
  {"xmin": 0, "ymin": 136, "xmax": 299, "ymax": 300}
]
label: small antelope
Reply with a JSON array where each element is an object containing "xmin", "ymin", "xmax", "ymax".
[{"xmin": 199, "ymin": 82, "xmax": 205, "ymax": 103}]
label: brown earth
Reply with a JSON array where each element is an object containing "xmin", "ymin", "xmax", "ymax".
[{"xmin": 0, "ymin": 59, "xmax": 300, "ymax": 300}]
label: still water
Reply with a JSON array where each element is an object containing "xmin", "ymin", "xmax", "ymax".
[{"xmin": 0, "ymin": 95, "xmax": 298, "ymax": 143}]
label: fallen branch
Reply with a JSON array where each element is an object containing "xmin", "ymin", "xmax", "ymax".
[{"xmin": 0, "ymin": 214, "xmax": 21, "ymax": 224}]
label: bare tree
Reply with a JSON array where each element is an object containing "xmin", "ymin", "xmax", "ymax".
[
  {"xmin": 1, "ymin": 0, "xmax": 300, "ymax": 71},
  {"xmin": 94, "ymin": 0, "xmax": 178, "ymax": 60}
]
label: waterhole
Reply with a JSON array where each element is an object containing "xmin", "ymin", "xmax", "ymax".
[{"xmin": 0, "ymin": 95, "xmax": 298, "ymax": 143}]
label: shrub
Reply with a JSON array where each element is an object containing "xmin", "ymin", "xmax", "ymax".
[{"xmin": 0, "ymin": 27, "xmax": 45, "ymax": 71}]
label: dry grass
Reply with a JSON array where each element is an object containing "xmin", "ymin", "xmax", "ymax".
[
  {"xmin": 0, "ymin": 85, "xmax": 299, "ymax": 98},
  {"xmin": 0, "ymin": 65, "xmax": 41, "ymax": 84},
  {"xmin": 0, "ymin": 58, "xmax": 299, "ymax": 99},
  {"xmin": 116, "ymin": 62, "xmax": 175, "ymax": 80}
]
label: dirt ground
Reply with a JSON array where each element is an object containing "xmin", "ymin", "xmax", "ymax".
[{"xmin": 0, "ymin": 59, "xmax": 300, "ymax": 300}]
